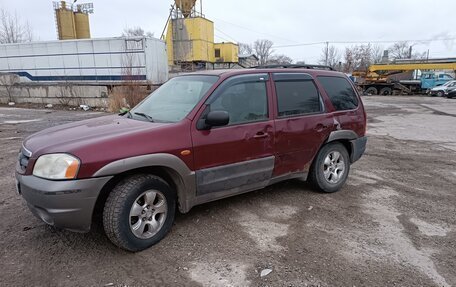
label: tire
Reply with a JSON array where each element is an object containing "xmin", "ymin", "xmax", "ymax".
[
  {"xmin": 364, "ymin": 87, "xmax": 378, "ymax": 95},
  {"xmin": 437, "ymin": 91, "xmax": 444, "ymax": 97},
  {"xmin": 309, "ymin": 143, "xmax": 350, "ymax": 193},
  {"xmin": 103, "ymin": 174, "xmax": 176, "ymax": 252},
  {"xmin": 379, "ymin": 87, "xmax": 392, "ymax": 96}
]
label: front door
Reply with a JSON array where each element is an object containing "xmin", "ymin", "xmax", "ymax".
[{"xmin": 191, "ymin": 73, "xmax": 275, "ymax": 196}]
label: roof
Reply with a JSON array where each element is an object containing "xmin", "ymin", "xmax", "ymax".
[
  {"xmin": 188, "ymin": 68, "xmax": 345, "ymax": 78},
  {"xmin": 238, "ymin": 54, "xmax": 259, "ymax": 60}
]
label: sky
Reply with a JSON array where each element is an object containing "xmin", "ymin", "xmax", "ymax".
[{"xmin": 1, "ymin": 0, "xmax": 455, "ymax": 63}]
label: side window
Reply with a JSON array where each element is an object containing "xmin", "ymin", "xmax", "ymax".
[
  {"xmin": 208, "ymin": 75, "xmax": 268, "ymax": 125},
  {"xmin": 274, "ymin": 74, "xmax": 322, "ymax": 117},
  {"xmin": 318, "ymin": 76, "xmax": 359, "ymax": 111}
]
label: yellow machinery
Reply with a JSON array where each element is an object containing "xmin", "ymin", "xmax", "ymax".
[
  {"xmin": 54, "ymin": 1, "xmax": 93, "ymax": 40},
  {"xmin": 357, "ymin": 61, "xmax": 456, "ymax": 95},
  {"xmin": 164, "ymin": 0, "xmax": 239, "ymax": 71}
]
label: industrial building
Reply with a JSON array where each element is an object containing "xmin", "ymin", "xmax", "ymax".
[
  {"xmin": 164, "ymin": 0, "xmax": 240, "ymax": 71},
  {"xmin": 0, "ymin": 37, "xmax": 168, "ymax": 85}
]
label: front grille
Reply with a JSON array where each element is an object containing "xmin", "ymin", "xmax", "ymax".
[{"xmin": 18, "ymin": 149, "xmax": 30, "ymax": 172}]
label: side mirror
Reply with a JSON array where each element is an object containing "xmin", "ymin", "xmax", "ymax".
[{"xmin": 205, "ymin": 110, "xmax": 229, "ymax": 128}]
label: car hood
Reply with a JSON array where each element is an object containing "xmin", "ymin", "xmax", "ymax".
[
  {"xmin": 431, "ymin": 86, "xmax": 447, "ymax": 91},
  {"xmin": 23, "ymin": 115, "xmax": 169, "ymax": 156}
]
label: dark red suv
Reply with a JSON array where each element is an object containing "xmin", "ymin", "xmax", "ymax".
[{"xmin": 16, "ymin": 67, "xmax": 367, "ymax": 251}]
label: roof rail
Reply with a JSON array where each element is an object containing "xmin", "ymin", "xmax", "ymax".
[{"xmin": 255, "ymin": 64, "xmax": 334, "ymax": 71}]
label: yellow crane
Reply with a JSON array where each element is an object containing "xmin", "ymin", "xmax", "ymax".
[{"xmin": 356, "ymin": 61, "xmax": 456, "ymax": 95}]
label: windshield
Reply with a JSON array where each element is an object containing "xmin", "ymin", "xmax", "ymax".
[{"xmin": 131, "ymin": 75, "xmax": 218, "ymax": 123}]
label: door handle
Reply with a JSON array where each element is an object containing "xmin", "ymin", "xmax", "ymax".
[{"xmin": 253, "ymin": 132, "xmax": 269, "ymax": 139}]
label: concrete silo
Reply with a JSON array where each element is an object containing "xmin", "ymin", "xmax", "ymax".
[{"xmin": 54, "ymin": 1, "xmax": 93, "ymax": 40}]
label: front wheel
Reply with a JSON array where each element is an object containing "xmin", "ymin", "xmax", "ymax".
[
  {"xmin": 309, "ymin": 143, "xmax": 350, "ymax": 193},
  {"xmin": 437, "ymin": 91, "xmax": 444, "ymax": 97},
  {"xmin": 103, "ymin": 174, "xmax": 176, "ymax": 252}
]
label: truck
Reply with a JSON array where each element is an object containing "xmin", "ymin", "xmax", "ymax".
[
  {"xmin": 355, "ymin": 62, "xmax": 456, "ymax": 95},
  {"xmin": 0, "ymin": 36, "xmax": 168, "ymax": 86}
]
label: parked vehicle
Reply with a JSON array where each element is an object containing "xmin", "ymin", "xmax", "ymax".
[
  {"xmin": 15, "ymin": 67, "xmax": 367, "ymax": 251},
  {"xmin": 445, "ymin": 86, "xmax": 456, "ymax": 98},
  {"xmin": 429, "ymin": 80, "xmax": 456, "ymax": 97},
  {"xmin": 356, "ymin": 61, "xmax": 456, "ymax": 95}
]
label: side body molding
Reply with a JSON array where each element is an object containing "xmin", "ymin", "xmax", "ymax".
[
  {"xmin": 93, "ymin": 153, "xmax": 196, "ymax": 213},
  {"xmin": 327, "ymin": 130, "xmax": 358, "ymax": 142}
]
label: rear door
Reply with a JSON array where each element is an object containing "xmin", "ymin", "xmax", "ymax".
[
  {"xmin": 191, "ymin": 73, "xmax": 275, "ymax": 196},
  {"xmin": 272, "ymin": 73, "xmax": 334, "ymax": 176}
]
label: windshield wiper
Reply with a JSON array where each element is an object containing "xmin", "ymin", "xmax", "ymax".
[{"xmin": 134, "ymin": 112, "xmax": 155, "ymax": 122}]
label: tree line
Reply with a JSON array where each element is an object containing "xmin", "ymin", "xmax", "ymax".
[{"xmin": 240, "ymin": 39, "xmax": 429, "ymax": 72}]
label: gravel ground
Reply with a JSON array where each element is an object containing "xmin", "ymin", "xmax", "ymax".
[{"xmin": 0, "ymin": 96, "xmax": 455, "ymax": 287}]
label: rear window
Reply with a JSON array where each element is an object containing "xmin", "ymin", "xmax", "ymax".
[{"xmin": 318, "ymin": 76, "xmax": 359, "ymax": 111}]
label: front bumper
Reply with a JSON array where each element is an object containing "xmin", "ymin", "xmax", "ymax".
[
  {"xmin": 350, "ymin": 136, "xmax": 367, "ymax": 163},
  {"xmin": 15, "ymin": 173, "xmax": 112, "ymax": 232}
]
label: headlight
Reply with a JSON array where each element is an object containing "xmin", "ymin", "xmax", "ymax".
[{"xmin": 33, "ymin": 154, "xmax": 80, "ymax": 180}]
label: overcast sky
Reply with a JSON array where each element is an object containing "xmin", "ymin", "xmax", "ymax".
[{"xmin": 1, "ymin": 0, "xmax": 455, "ymax": 63}]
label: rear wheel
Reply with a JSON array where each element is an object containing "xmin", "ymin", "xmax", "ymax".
[
  {"xmin": 379, "ymin": 87, "xmax": 392, "ymax": 96},
  {"xmin": 103, "ymin": 174, "xmax": 176, "ymax": 252},
  {"xmin": 309, "ymin": 143, "xmax": 350, "ymax": 193},
  {"xmin": 437, "ymin": 91, "xmax": 444, "ymax": 97},
  {"xmin": 365, "ymin": 87, "xmax": 378, "ymax": 95}
]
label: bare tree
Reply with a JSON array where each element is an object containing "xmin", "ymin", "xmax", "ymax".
[
  {"xmin": 371, "ymin": 44, "xmax": 384, "ymax": 64},
  {"xmin": 267, "ymin": 54, "xmax": 293, "ymax": 65},
  {"xmin": 295, "ymin": 60, "xmax": 306, "ymax": 65},
  {"xmin": 0, "ymin": 8, "xmax": 33, "ymax": 44},
  {"xmin": 343, "ymin": 44, "xmax": 383, "ymax": 72},
  {"xmin": 318, "ymin": 45, "xmax": 340, "ymax": 69},
  {"xmin": 122, "ymin": 27, "xmax": 154, "ymax": 37},
  {"xmin": 239, "ymin": 43, "xmax": 253, "ymax": 55},
  {"xmin": 389, "ymin": 41, "xmax": 411, "ymax": 59},
  {"xmin": 388, "ymin": 41, "xmax": 428, "ymax": 60},
  {"xmin": 253, "ymin": 39, "xmax": 274, "ymax": 66}
]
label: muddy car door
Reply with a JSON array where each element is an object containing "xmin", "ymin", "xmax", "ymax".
[
  {"xmin": 191, "ymin": 73, "xmax": 275, "ymax": 198},
  {"xmin": 272, "ymin": 73, "xmax": 334, "ymax": 176}
]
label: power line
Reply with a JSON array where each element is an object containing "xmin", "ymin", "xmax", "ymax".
[
  {"xmin": 273, "ymin": 37, "xmax": 456, "ymax": 48},
  {"xmin": 214, "ymin": 27, "xmax": 238, "ymax": 43},
  {"xmin": 213, "ymin": 17, "xmax": 298, "ymax": 44},
  {"xmin": 214, "ymin": 34, "xmax": 231, "ymax": 43}
]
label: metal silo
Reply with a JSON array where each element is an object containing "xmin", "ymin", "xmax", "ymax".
[
  {"xmin": 74, "ymin": 12, "xmax": 91, "ymax": 39},
  {"xmin": 55, "ymin": 1, "xmax": 77, "ymax": 40}
]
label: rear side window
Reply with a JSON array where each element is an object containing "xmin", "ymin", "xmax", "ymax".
[
  {"xmin": 318, "ymin": 76, "xmax": 359, "ymax": 111},
  {"xmin": 274, "ymin": 73, "xmax": 322, "ymax": 117}
]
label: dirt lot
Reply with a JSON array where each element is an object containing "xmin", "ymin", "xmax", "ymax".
[{"xmin": 1, "ymin": 96, "xmax": 455, "ymax": 287}]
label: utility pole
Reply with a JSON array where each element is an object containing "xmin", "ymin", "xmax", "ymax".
[{"xmin": 325, "ymin": 42, "xmax": 329, "ymax": 66}]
